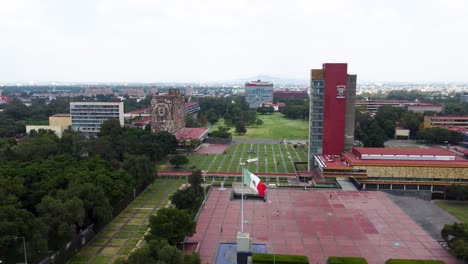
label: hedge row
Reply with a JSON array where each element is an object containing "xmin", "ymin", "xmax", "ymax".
[
  {"xmin": 252, "ymin": 253, "xmax": 309, "ymax": 264},
  {"xmin": 328, "ymin": 256, "xmax": 368, "ymax": 264}
]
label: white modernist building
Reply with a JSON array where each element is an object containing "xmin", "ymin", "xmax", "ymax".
[{"xmin": 70, "ymin": 101, "xmax": 124, "ymax": 134}]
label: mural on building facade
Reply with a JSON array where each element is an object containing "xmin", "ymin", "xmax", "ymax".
[{"xmin": 150, "ymin": 89, "xmax": 185, "ymax": 134}]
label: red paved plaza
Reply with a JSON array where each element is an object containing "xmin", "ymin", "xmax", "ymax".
[{"xmin": 186, "ymin": 189, "xmax": 460, "ymax": 264}]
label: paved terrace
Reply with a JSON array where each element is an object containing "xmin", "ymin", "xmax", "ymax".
[{"xmin": 187, "ymin": 189, "xmax": 461, "ymax": 264}]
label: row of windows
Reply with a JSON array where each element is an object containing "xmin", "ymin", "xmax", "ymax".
[
  {"xmin": 311, "ymin": 128, "xmax": 322, "ymax": 134},
  {"xmin": 312, "ymin": 80, "xmax": 324, "ymax": 86},
  {"xmin": 311, "ymin": 121, "xmax": 323, "ymax": 127},
  {"xmin": 312, "ymin": 88, "xmax": 324, "ymax": 94},
  {"xmin": 311, "ymin": 101, "xmax": 324, "ymax": 107}
]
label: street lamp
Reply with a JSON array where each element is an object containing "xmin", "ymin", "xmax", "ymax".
[
  {"xmin": 14, "ymin": 236, "xmax": 27, "ymax": 264},
  {"xmin": 202, "ymin": 170, "xmax": 206, "ymax": 208}
]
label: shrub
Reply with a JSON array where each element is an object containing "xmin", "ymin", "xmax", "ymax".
[
  {"xmin": 252, "ymin": 253, "xmax": 309, "ymax": 264},
  {"xmin": 328, "ymin": 256, "xmax": 368, "ymax": 264}
]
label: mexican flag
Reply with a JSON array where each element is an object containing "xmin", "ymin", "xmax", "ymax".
[{"xmin": 243, "ymin": 168, "xmax": 267, "ymax": 197}]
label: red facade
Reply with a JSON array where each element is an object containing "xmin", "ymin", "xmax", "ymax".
[{"xmin": 322, "ymin": 63, "xmax": 348, "ymax": 155}]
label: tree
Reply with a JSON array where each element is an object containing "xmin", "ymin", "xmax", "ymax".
[
  {"xmin": 442, "ymin": 222, "xmax": 468, "ymax": 260},
  {"xmin": 123, "ymin": 154, "xmax": 155, "ymax": 186},
  {"xmin": 147, "ymin": 208, "xmax": 196, "ymax": 246},
  {"xmin": 400, "ymin": 112, "xmax": 423, "ymax": 139},
  {"xmin": 36, "ymin": 195, "xmax": 85, "ymax": 250},
  {"xmin": 255, "ymin": 118, "xmax": 264, "ymax": 127},
  {"xmin": 185, "ymin": 116, "xmax": 199, "ymax": 128},
  {"xmin": 235, "ymin": 122, "xmax": 247, "ymax": 135},
  {"xmin": 188, "ymin": 169, "xmax": 203, "ymax": 189},
  {"xmin": 170, "ymin": 186, "xmax": 204, "ymax": 214},
  {"xmin": 170, "ymin": 154, "xmax": 189, "ymax": 169}
]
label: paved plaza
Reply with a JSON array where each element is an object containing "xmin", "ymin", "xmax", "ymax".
[{"xmin": 187, "ymin": 188, "xmax": 461, "ymax": 264}]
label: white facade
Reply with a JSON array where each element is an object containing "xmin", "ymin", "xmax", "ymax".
[
  {"xmin": 70, "ymin": 102, "xmax": 124, "ymax": 134},
  {"xmin": 245, "ymin": 80, "xmax": 273, "ymax": 109}
]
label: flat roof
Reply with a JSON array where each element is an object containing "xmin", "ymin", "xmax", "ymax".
[
  {"xmin": 427, "ymin": 115, "xmax": 468, "ymax": 119},
  {"xmin": 316, "ymin": 155, "xmax": 351, "ymax": 170},
  {"xmin": 344, "ymin": 152, "xmax": 468, "ymax": 167},
  {"xmin": 356, "ymin": 99, "xmax": 409, "ymax": 104},
  {"xmin": 51, "ymin": 113, "xmax": 70, "ymax": 117},
  {"xmin": 407, "ymin": 103, "xmax": 443, "ymax": 107},
  {"xmin": 176, "ymin": 127, "xmax": 209, "ymax": 140},
  {"xmin": 353, "ymin": 147, "xmax": 453, "ymax": 156},
  {"xmin": 184, "ymin": 102, "xmax": 198, "ymax": 108},
  {"xmin": 126, "ymin": 107, "xmax": 150, "ymax": 114},
  {"xmin": 132, "ymin": 116, "xmax": 151, "ymax": 123}
]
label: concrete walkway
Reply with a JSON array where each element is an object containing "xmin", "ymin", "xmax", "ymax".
[
  {"xmin": 385, "ymin": 193, "xmax": 459, "ymax": 240},
  {"xmin": 336, "ymin": 177, "xmax": 358, "ymax": 191}
]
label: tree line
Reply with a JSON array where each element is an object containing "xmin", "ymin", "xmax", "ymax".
[{"xmin": 0, "ymin": 120, "xmax": 177, "ymax": 263}]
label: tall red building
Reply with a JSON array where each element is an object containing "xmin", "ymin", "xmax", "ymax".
[{"xmin": 308, "ymin": 63, "xmax": 356, "ymax": 169}]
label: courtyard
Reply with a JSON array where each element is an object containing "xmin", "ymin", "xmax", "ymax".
[{"xmin": 187, "ymin": 188, "xmax": 461, "ymax": 264}]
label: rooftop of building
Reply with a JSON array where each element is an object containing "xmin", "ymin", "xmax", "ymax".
[
  {"xmin": 132, "ymin": 116, "xmax": 152, "ymax": 124},
  {"xmin": 406, "ymin": 102, "xmax": 443, "ymax": 107},
  {"xmin": 70, "ymin": 101, "xmax": 123, "ymax": 105},
  {"xmin": 352, "ymin": 147, "xmax": 453, "ymax": 156},
  {"xmin": 318, "ymin": 147, "xmax": 468, "ymax": 169},
  {"xmin": 184, "ymin": 102, "xmax": 199, "ymax": 107},
  {"xmin": 126, "ymin": 107, "xmax": 151, "ymax": 114},
  {"xmin": 245, "ymin": 80, "xmax": 273, "ymax": 86},
  {"xmin": 176, "ymin": 127, "xmax": 209, "ymax": 140},
  {"xmin": 426, "ymin": 115, "xmax": 468, "ymax": 119},
  {"xmin": 273, "ymin": 90, "xmax": 307, "ymax": 94},
  {"xmin": 356, "ymin": 99, "xmax": 409, "ymax": 104},
  {"xmin": 51, "ymin": 113, "xmax": 70, "ymax": 117}
]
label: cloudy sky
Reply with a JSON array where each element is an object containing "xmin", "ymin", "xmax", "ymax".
[{"xmin": 1, "ymin": 0, "xmax": 467, "ymax": 83}]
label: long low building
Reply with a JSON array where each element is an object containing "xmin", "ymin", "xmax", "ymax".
[
  {"xmin": 424, "ymin": 115, "xmax": 468, "ymax": 128},
  {"xmin": 314, "ymin": 147, "xmax": 468, "ymax": 192}
]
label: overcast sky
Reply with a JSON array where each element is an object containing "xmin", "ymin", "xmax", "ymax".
[{"xmin": 1, "ymin": 0, "xmax": 467, "ymax": 83}]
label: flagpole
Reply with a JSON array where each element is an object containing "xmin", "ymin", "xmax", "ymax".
[{"xmin": 240, "ymin": 161, "xmax": 245, "ymax": 233}]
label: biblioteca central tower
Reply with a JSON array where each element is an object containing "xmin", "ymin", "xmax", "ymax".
[{"xmin": 308, "ymin": 63, "xmax": 357, "ymax": 170}]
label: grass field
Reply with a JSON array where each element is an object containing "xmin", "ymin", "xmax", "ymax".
[
  {"xmin": 210, "ymin": 113, "xmax": 308, "ymax": 139},
  {"xmin": 67, "ymin": 178, "xmax": 185, "ymax": 264},
  {"xmin": 435, "ymin": 200, "xmax": 468, "ymax": 223},
  {"xmin": 182, "ymin": 143, "xmax": 308, "ymax": 173}
]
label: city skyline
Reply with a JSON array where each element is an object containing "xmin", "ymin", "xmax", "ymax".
[{"xmin": 1, "ymin": 0, "xmax": 468, "ymax": 83}]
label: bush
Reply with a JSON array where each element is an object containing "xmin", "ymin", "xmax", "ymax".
[
  {"xmin": 386, "ymin": 259, "xmax": 445, "ymax": 264},
  {"xmin": 252, "ymin": 253, "xmax": 309, "ymax": 264},
  {"xmin": 328, "ymin": 256, "xmax": 368, "ymax": 264}
]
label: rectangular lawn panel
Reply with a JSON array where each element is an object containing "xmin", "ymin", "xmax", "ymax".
[
  {"xmin": 100, "ymin": 246, "xmax": 121, "ymax": 255},
  {"xmin": 120, "ymin": 246, "xmax": 133, "ymax": 255},
  {"xmin": 90, "ymin": 238, "xmax": 109, "ymax": 246},
  {"xmin": 116, "ymin": 231, "xmax": 134, "ymax": 239},
  {"xmin": 108, "ymin": 239, "xmax": 127, "ymax": 247},
  {"xmin": 127, "ymin": 238, "xmax": 139, "ymax": 247},
  {"xmin": 91, "ymin": 256, "xmax": 112, "ymax": 264},
  {"xmin": 78, "ymin": 246, "xmax": 102, "ymax": 256},
  {"xmin": 67, "ymin": 255, "xmax": 89, "ymax": 264},
  {"xmin": 233, "ymin": 113, "xmax": 308, "ymax": 139},
  {"xmin": 99, "ymin": 230, "xmax": 116, "ymax": 238}
]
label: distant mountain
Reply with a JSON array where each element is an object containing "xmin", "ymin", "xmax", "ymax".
[{"xmin": 229, "ymin": 75, "xmax": 308, "ymax": 85}]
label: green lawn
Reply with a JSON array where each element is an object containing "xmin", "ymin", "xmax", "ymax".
[
  {"xmin": 209, "ymin": 113, "xmax": 308, "ymax": 139},
  {"xmin": 69, "ymin": 179, "xmax": 184, "ymax": 264},
  {"xmin": 179, "ymin": 143, "xmax": 307, "ymax": 174},
  {"xmin": 435, "ymin": 201, "xmax": 468, "ymax": 223}
]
